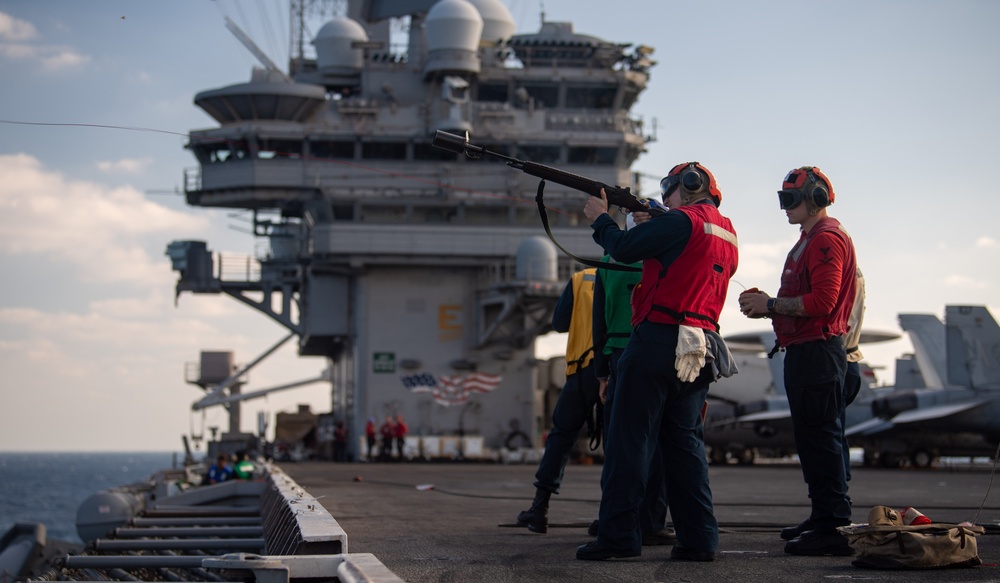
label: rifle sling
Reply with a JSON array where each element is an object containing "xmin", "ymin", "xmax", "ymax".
[{"xmin": 534, "ymin": 180, "xmax": 640, "ymax": 273}]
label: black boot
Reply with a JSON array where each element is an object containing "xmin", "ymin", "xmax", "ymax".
[{"xmin": 515, "ymin": 489, "xmax": 550, "ymax": 533}]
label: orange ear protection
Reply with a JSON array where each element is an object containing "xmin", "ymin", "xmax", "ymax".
[
  {"xmin": 778, "ymin": 166, "xmax": 834, "ymax": 210},
  {"xmin": 660, "ymin": 162, "xmax": 723, "ymax": 206}
]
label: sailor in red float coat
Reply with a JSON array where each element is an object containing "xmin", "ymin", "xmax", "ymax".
[
  {"xmin": 630, "ymin": 203, "xmax": 738, "ymax": 332},
  {"xmin": 770, "ymin": 217, "xmax": 857, "ymax": 347},
  {"xmin": 575, "ymin": 162, "xmax": 738, "ymax": 562},
  {"xmin": 739, "ymin": 166, "xmax": 858, "ymax": 557}
]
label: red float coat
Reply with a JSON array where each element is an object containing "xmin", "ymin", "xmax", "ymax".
[
  {"xmin": 771, "ymin": 217, "xmax": 858, "ymax": 346},
  {"xmin": 630, "ymin": 204, "xmax": 738, "ymax": 332}
]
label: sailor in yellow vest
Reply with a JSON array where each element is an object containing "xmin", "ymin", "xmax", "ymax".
[{"xmin": 515, "ymin": 267, "xmax": 601, "ymax": 534}]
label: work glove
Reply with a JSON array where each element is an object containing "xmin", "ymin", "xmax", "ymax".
[{"xmin": 675, "ymin": 325, "xmax": 707, "ymax": 383}]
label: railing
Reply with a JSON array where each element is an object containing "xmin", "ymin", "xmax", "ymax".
[{"xmin": 217, "ymin": 252, "xmax": 262, "ymax": 282}]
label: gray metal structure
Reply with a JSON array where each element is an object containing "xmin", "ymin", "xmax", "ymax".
[
  {"xmin": 23, "ymin": 465, "xmax": 405, "ymax": 582},
  {"xmin": 166, "ymin": 0, "xmax": 655, "ymax": 458}
]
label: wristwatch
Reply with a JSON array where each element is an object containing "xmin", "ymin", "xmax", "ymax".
[{"xmin": 767, "ymin": 298, "xmax": 776, "ymax": 312}]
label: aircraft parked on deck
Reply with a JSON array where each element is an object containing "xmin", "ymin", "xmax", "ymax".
[{"xmin": 706, "ymin": 305, "xmax": 1000, "ymax": 468}]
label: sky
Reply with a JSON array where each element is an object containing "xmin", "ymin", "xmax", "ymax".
[{"xmin": 1, "ymin": 0, "xmax": 998, "ymax": 451}]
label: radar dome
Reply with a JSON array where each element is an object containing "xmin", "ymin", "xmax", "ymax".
[
  {"xmin": 313, "ymin": 16, "xmax": 368, "ymax": 74},
  {"xmin": 424, "ymin": 0, "xmax": 484, "ymax": 75},
  {"xmin": 467, "ymin": 0, "xmax": 516, "ymax": 46},
  {"xmin": 515, "ymin": 236, "xmax": 557, "ymax": 281}
]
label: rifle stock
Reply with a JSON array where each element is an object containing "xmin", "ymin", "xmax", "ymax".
[{"xmin": 432, "ymin": 130, "xmax": 664, "ymax": 216}]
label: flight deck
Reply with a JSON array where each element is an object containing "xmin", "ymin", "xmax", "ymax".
[{"xmin": 283, "ymin": 460, "xmax": 1000, "ymax": 582}]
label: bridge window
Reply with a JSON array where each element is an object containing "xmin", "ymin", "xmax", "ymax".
[
  {"xmin": 257, "ymin": 139, "xmax": 302, "ymax": 159},
  {"xmin": 414, "ymin": 143, "xmax": 459, "ymax": 161},
  {"xmin": 478, "ymin": 83, "xmax": 509, "ymax": 103},
  {"xmin": 516, "ymin": 144, "xmax": 560, "ymax": 164},
  {"xmin": 413, "ymin": 205, "xmax": 458, "ymax": 224},
  {"xmin": 566, "ymin": 86, "xmax": 617, "ymax": 109},
  {"xmin": 332, "ymin": 204, "xmax": 355, "ymax": 221},
  {"xmin": 311, "ymin": 140, "xmax": 355, "ymax": 159},
  {"xmin": 192, "ymin": 140, "xmax": 250, "ymax": 163},
  {"xmin": 362, "ymin": 141, "xmax": 407, "ymax": 160},
  {"xmin": 568, "ymin": 146, "xmax": 618, "ymax": 165},
  {"xmin": 518, "ymin": 83, "xmax": 559, "ymax": 108}
]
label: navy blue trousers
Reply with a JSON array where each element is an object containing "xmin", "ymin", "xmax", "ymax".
[
  {"xmin": 784, "ymin": 337, "xmax": 851, "ymax": 530},
  {"xmin": 603, "ymin": 347, "xmax": 669, "ymax": 534},
  {"xmin": 533, "ymin": 361, "xmax": 600, "ymax": 493},
  {"xmin": 598, "ymin": 322, "xmax": 718, "ymax": 553}
]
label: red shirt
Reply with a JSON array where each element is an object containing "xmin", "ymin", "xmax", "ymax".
[{"xmin": 772, "ymin": 217, "xmax": 858, "ymax": 346}]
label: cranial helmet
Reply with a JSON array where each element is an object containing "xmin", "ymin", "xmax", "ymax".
[
  {"xmin": 660, "ymin": 162, "xmax": 722, "ymax": 207},
  {"xmin": 777, "ymin": 166, "xmax": 835, "ymax": 210}
]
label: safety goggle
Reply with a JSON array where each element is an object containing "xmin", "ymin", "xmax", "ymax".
[
  {"xmin": 777, "ymin": 190, "xmax": 805, "ymax": 210},
  {"xmin": 660, "ymin": 175, "xmax": 681, "ymax": 198}
]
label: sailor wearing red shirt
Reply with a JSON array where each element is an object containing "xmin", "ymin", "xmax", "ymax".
[
  {"xmin": 577, "ymin": 162, "xmax": 738, "ymax": 562},
  {"xmin": 739, "ymin": 166, "xmax": 858, "ymax": 557}
]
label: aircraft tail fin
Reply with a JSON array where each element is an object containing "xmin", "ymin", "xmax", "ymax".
[
  {"xmin": 898, "ymin": 313, "xmax": 947, "ymax": 389},
  {"xmin": 945, "ymin": 305, "xmax": 1000, "ymax": 390}
]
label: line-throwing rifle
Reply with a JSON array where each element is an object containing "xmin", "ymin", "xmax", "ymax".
[
  {"xmin": 432, "ymin": 130, "xmax": 660, "ymax": 271},
  {"xmin": 432, "ymin": 130, "xmax": 665, "ymax": 217}
]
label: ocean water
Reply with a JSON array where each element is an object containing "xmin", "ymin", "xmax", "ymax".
[{"xmin": 0, "ymin": 451, "xmax": 180, "ymax": 543}]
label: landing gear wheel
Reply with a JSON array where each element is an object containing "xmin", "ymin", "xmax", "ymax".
[
  {"xmin": 709, "ymin": 448, "xmax": 727, "ymax": 465},
  {"xmin": 911, "ymin": 449, "xmax": 934, "ymax": 468},
  {"xmin": 736, "ymin": 447, "xmax": 757, "ymax": 465}
]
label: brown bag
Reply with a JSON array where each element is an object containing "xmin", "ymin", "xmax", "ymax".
[{"xmin": 840, "ymin": 506, "xmax": 984, "ymax": 570}]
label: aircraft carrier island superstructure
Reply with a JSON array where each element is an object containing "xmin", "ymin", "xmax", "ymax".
[{"xmin": 166, "ymin": 0, "xmax": 656, "ymax": 459}]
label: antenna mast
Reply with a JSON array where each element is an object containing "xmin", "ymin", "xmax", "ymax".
[{"xmin": 224, "ymin": 16, "xmax": 292, "ymax": 82}]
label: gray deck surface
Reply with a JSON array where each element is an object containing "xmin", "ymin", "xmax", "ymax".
[{"xmin": 283, "ymin": 459, "xmax": 1000, "ymax": 582}]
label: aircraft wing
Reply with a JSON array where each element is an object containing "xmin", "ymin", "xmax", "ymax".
[
  {"xmin": 733, "ymin": 409, "xmax": 791, "ymax": 423},
  {"xmin": 845, "ymin": 417, "xmax": 895, "ymax": 437},
  {"xmin": 845, "ymin": 399, "xmax": 989, "ymax": 438},
  {"xmin": 888, "ymin": 399, "xmax": 988, "ymax": 425}
]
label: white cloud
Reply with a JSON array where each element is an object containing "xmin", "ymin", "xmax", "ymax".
[
  {"xmin": 944, "ymin": 274, "xmax": 990, "ymax": 290},
  {"xmin": 40, "ymin": 48, "xmax": 90, "ymax": 70},
  {"xmin": 0, "ymin": 40, "xmax": 90, "ymax": 69},
  {"xmin": 97, "ymin": 157, "xmax": 153, "ymax": 174},
  {"xmin": 0, "ymin": 11, "xmax": 89, "ymax": 70},
  {"xmin": 976, "ymin": 236, "xmax": 997, "ymax": 248},
  {"xmin": 0, "ymin": 154, "xmax": 208, "ymax": 285},
  {"xmin": 0, "ymin": 42, "xmax": 35, "ymax": 59},
  {"xmin": 0, "ymin": 12, "xmax": 38, "ymax": 42},
  {"xmin": 0, "ymin": 301, "xmax": 327, "ymax": 451}
]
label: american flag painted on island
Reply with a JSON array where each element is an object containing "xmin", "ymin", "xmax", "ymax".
[{"xmin": 400, "ymin": 372, "xmax": 502, "ymax": 406}]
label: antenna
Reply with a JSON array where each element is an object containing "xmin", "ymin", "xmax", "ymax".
[{"xmin": 224, "ymin": 16, "xmax": 293, "ymax": 83}]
